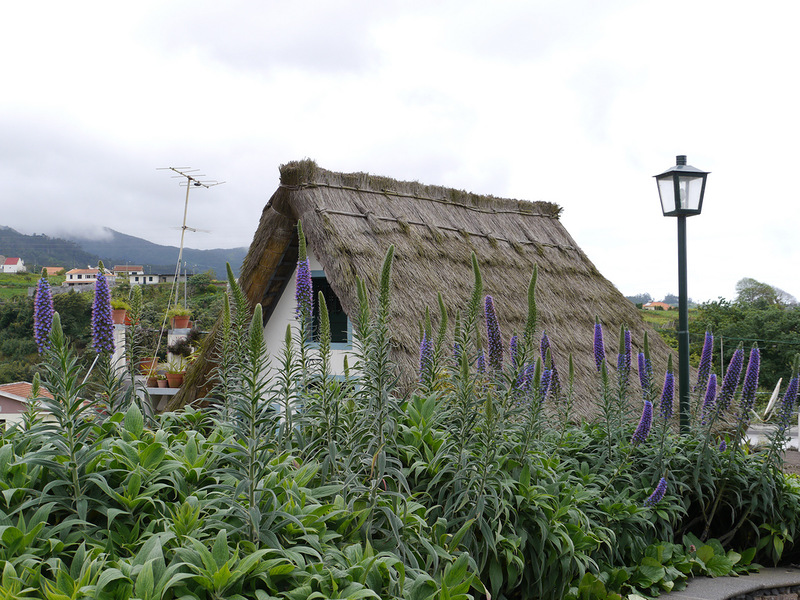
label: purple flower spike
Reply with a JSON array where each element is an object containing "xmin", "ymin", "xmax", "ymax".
[
  {"xmin": 91, "ymin": 267, "xmax": 115, "ymax": 353},
  {"xmin": 631, "ymin": 400, "xmax": 653, "ymax": 445},
  {"xmin": 717, "ymin": 348, "xmax": 744, "ymax": 412},
  {"xmin": 695, "ymin": 331, "xmax": 714, "ymax": 393},
  {"xmin": 477, "ymin": 351, "xmax": 486, "ymax": 374},
  {"xmin": 593, "ymin": 319, "xmax": 605, "ymax": 372},
  {"xmin": 484, "ymin": 296, "xmax": 503, "ymax": 372},
  {"xmin": 540, "ymin": 331, "xmax": 551, "ymax": 366},
  {"xmin": 617, "ymin": 329, "xmax": 632, "ymax": 384},
  {"xmin": 719, "ymin": 439, "xmax": 727, "ymax": 452},
  {"xmin": 419, "ymin": 333, "xmax": 434, "ymax": 383},
  {"xmin": 510, "ymin": 335, "xmax": 519, "ymax": 370},
  {"xmin": 521, "ymin": 363, "xmax": 535, "ymax": 391},
  {"xmin": 540, "ymin": 369, "xmax": 552, "ymax": 401},
  {"xmin": 660, "ymin": 371, "xmax": 674, "ymax": 421},
  {"xmin": 644, "ymin": 477, "xmax": 668, "ymax": 506},
  {"xmin": 702, "ymin": 374, "xmax": 717, "ymax": 425},
  {"xmin": 295, "ymin": 258, "xmax": 313, "ymax": 320},
  {"xmin": 638, "ymin": 352, "xmax": 653, "ymax": 401},
  {"xmin": 33, "ymin": 275, "xmax": 54, "ymax": 353},
  {"xmin": 779, "ymin": 376, "xmax": 799, "ymax": 430},
  {"xmin": 738, "ymin": 347, "xmax": 760, "ymax": 423}
]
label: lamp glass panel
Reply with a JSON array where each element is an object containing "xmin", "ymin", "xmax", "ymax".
[
  {"xmin": 678, "ymin": 176, "xmax": 704, "ymax": 211},
  {"xmin": 658, "ymin": 177, "xmax": 677, "ymax": 213}
]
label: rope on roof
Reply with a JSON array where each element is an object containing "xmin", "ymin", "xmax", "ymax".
[
  {"xmin": 279, "ymin": 182, "xmax": 560, "ymax": 219},
  {"xmin": 314, "ymin": 207, "xmax": 580, "ymax": 253}
]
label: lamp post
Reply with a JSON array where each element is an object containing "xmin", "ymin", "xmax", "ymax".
[{"xmin": 654, "ymin": 155, "xmax": 709, "ymax": 433}]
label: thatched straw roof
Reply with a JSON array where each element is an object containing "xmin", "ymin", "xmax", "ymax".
[{"xmin": 169, "ymin": 159, "xmax": 675, "ymax": 414}]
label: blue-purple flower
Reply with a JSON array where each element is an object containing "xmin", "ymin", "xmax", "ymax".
[
  {"xmin": 701, "ymin": 374, "xmax": 717, "ymax": 425},
  {"xmin": 644, "ymin": 477, "xmax": 668, "ymax": 506},
  {"xmin": 33, "ymin": 273, "xmax": 54, "ymax": 353},
  {"xmin": 778, "ymin": 376, "xmax": 799, "ymax": 430},
  {"xmin": 477, "ymin": 351, "xmax": 486, "ymax": 374},
  {"xmin": 660, "ymin": 370, "xmax": 674, "ymax": 421},
  {"xmin": 295, "ymin": 258, "xmax": 313, "ymax": 320},
  {"xmin": 91, "ymin": 265, "xmax": 115, "ymax": 353},
  {"xmin": 485, "ymin": 296, "xmax": 503, "ymax": 372},
  {"xmin": 540, "ymin": 369, "xmax": 552, "ymax": 401},
  {"xmin": 510, "ymin": 335, "xmax": 519, "ymax": 370},
  {"xmin": 540, "ymin": 331, "xmax": 551, "ymax": 366},
  {"xmin": 631, "ymin": 400, "xmax": 653, "ymax": 445},
  {"xmin": 419, "ymin": 333, "xmax": 434, "ymax": 383},
  {"xmin": 617, "ymin": 328, "xmax": 632, "ymax": 390},
  {"xmin": 694, "ymin": 331, "xmax": 713, "ymax": 393},
  {"xmin": 738, "ymin": 347, "xmax": 760, "ymax": 423},
  {"xmin": 638, "ymin": 352, "xmax": 653, "ymax": 401},
  {"xmin": 717, "ymin": 347, "xmax": 744, "ymax": 412},
  {"xmin": 719, "ymin": 439, "xmax": 727, "ymax": 452},
  {"xmin": 593, "ymin": 319, "xmax": 605, "ymax": 373}
]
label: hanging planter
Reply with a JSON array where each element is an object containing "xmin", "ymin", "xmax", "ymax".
[{"xmin": 167, "ymin": 306, "xmax": 192, "ymax": 329}]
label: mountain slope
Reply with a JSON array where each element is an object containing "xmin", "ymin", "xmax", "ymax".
[
  {"xmin": 66, "ymin": 228, "xmax": 247, "ymax": 277},
  {"xmin": 0, "ymin": 226, "xmax": 99, "ymax": 270}
]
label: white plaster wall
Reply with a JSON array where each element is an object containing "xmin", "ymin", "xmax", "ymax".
[{"xmin": 262, "ymin": 254, "xmax": 355, "ymax": 380}]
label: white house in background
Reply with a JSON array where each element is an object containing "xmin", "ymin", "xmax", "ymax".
[
  {"xmin": 130, "ymin": 273, "xmax": 187, "ymax": 286},
  {"xmin": 114, "ymin": 265, "xmax": 144, "ymax": 277},
  {"xmin": 0, "ymin": 382, "xmax": 54, "ymax": 429},
  {"xmin": 64, "ymin": 267, "xmax": 115, "ymax": 286},
  {"xmin": 2, "ymin": 257, "xmax": 25, "ymax": 273}
]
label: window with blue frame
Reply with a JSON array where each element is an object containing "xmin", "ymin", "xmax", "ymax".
[{"xmin": 311, "ymin": 274, "xmax": 350, "ymax": 345}]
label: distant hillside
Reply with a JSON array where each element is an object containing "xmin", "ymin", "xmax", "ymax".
[
  {"xmin": 0, "ymin": 226, "xmax": 99, "ymax": 271},
  {"xmin": 0, "ymin": 226, "xmax": 247, "ymax": 277},
  {"xmin": 66, "ymin": 228, "xmax": 247, "ymax": 278}
]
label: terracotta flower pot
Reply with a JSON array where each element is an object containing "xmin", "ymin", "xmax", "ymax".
[
  {"xmin": 166, "ymin": 372, "xmax": 184, "ymax": 388},
  {"xmin": 112, "ymin": 309, "xmax": 128, "ymax": 325},
  {"xmin": 140, "ymin": 357, "xmax": 159, "ymax": 375},
  {"xmin": 157, "ymin": 378, "xmax": 168, "ymax": 388},
  {"xmin": 146, "ymin": 377, "xmax": 158, "ymax": 387},
  {"xmin": 171, "ymin": 315, "xmax": 190, "ymax": 329}
]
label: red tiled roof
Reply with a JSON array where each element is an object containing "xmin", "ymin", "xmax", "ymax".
[
  {"xmin": 3, "ymin": 257, "xmax": 21, "ymax": 265},
  {"xmin": 0, "ymin": 381, "xmax": 54, "ymax": 401}
]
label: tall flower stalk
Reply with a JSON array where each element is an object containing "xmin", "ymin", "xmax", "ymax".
[
  {"xmin": 484, "ymin": 295, "xmax": 503, "ymax": 373},
  {"xmin": 694, "ymin": 331, "xmax": 714, "ymax": 394},
  {"xmin": 33, "ymin": 268, "xmax": 54, "ymax": 354},
  {"xmin": 91, "ymin": 262, "xmax": 115, "ymax": 354},
  {"xmin": 717, "ymin": 346, "xmax": 744, "ymax": 412}
]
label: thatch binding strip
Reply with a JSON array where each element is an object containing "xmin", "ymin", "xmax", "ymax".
[
  {"xmin": 314, "ymin": 206, "xmax": 580, "ymax": 253},
  {"xmin": 281, "ymin": 182, "xmax": 560, "ymax": 219}
]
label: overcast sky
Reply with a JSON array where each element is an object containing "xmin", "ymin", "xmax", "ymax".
[{"xmin": 2, "ymin": 1, "xmax": 798, "ymax": 303}]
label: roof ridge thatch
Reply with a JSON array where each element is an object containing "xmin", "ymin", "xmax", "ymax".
[{"xmin": 279, "ymin": 159, "xmax": 563, "ymax": 219}]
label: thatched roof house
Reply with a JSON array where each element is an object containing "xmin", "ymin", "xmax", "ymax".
[{"xmin": 170, "ymin": 159, "xmax": 674, "ymax": 413}]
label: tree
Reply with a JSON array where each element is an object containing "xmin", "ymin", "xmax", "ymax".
[
  {"xmin": 690, "ymin": 298, "xmax": 800, "ymax": 390},
  {"xmin": 736, "ymin": 277, "xmax": 797, "ymax": 308},
  {"xmin": 625, "ymin": 292, "xmax": 652, "ymax": 305}
]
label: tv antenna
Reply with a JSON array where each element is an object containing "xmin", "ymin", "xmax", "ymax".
[{"xmin": 153, "ymin": 167, "xmax": 224, "ymax": 356}]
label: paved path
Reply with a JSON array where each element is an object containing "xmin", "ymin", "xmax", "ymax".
[{"xmin": 660, "ymin": 567, "xmax": 800, "ymax": 600}]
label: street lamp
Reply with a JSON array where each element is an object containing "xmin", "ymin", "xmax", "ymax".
[{"xmin": 655, "ymin": 155, "xmax": 709, "ymax": 432}]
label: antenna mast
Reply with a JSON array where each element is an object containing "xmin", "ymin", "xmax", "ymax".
[{"xmin": 157, "ymin": 167, "xmax": 224, "ymax": 299}]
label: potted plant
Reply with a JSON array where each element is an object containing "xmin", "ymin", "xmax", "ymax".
[
  {"xmin": 156, "ymin": 374, "xmax": 168, "ymax": 388},
  {"xmin": 145, "ymin": 361, "xmax": 160, "ymax": 388},
  {"xmin": 111, "ymin": 299, "xmax": 131, "ymax": 325},
  {"xmin": 165, "ymin": 357, "xmax": 187, "ymax": 388},
  {"xmin": 167, "ymin": 306, "xmax": 192, "ymax": 329}
]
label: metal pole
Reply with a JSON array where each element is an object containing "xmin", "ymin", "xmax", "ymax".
[{"xmin": 677, "ymin": 214, "xmax": 690, "ymax": 433}]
